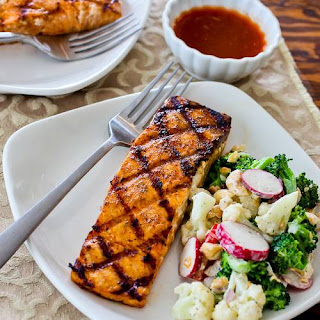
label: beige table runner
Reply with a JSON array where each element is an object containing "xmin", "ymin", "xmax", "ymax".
[{"xmin": 1, "ymin": 0, "xmax": 320, "ymax": 319}]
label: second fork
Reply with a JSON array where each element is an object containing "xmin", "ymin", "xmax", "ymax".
[{"xmin": 0, "ymin": 61, "xmax": 193, "ymax": 268}]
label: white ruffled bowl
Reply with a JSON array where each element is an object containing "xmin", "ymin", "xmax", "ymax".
[{"xmin": 162, "ymin": 0, "xmax": 281, "ymax": 82}]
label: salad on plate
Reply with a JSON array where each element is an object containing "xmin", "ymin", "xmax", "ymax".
[{"xmin": 172, "ymin": 145, "xmax": 319, "ymax": 320}]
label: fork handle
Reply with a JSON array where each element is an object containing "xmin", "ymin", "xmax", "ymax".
[
  {"xmin": 0, "ymin": 32, "xmax": 28, "ymax": 43},
  {"xmin": 0, "ymin": 136, "xmax": 118, "ymax": 269}
]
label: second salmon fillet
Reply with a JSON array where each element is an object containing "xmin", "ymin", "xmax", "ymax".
[{"xmin": 70, "ymin": 96, "xmax": 232, "ymax": 307}]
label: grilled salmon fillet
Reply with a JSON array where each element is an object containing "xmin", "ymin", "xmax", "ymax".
[
  {"xmin": 70, "ymin": 96, "xmax": 231, "ymax": 307},
  {"xmin": 0, "ymin": 0, "xmax": 121, "ymax": 36}
]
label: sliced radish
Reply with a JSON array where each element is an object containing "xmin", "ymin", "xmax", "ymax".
[
  {"xmin": 215, "ymin": 221, "xmax": 269, "ymax": 261},
  {"xmin": 241, "ymin": 169, "xmax": 283, "ymax": 199},
  {"xmin": 283, "ymin": 271, "xmax": 313, "ymax": 290},
  {"xmin": 204, "ymin": 224, "xmax": 219, "ymax": 244},
  {"xmin": 179, "ymin": 237, "xmax": 202, "ymax": 278}
]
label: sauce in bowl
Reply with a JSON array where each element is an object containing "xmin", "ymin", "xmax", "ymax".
[{"xmin": 173, "ymin": 6, "xmax": 266, "ymax": 59}]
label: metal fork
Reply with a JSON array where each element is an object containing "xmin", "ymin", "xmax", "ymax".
[
  {"xmin": 0, "ymin": 14, "xmax": 142, "ymax": 61},
  {"xmin": 0, "ymin": 61, "xmax": 193, "ymax": 268}
]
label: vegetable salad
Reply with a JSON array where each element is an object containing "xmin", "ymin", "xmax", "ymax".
[{"xmin": 172, "ymin": 145, "xmax": 319, "ymax": 320}]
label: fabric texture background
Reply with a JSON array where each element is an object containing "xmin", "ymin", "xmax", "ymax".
[{"xmin": 0, "ymin": 0, "xmax": 319, "ymax": 319}]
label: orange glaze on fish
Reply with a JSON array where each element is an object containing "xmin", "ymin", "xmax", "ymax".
[
  {"xmin": 0, "ymin": 0, "xmax": 121, "ymax": 35},
  {"xmin": 70, "ymin": 96, "xmax": 231, "ymax": 307}
]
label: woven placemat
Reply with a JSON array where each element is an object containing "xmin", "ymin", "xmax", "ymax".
[{"xmin": 0, "ymin": 0, "xmax": 319, "ymax": 318}]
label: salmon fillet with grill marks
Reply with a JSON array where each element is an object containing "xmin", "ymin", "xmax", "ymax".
[
  {"xmin": 70, "ymin": 96, "xmax": 231, "ymax": 307},
  {"xmin": 0, "ymin": 0, "xmax": 121, "ymax": 36}
]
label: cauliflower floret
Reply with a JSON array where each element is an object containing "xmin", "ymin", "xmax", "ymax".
[
  {"xmin": 213, "ymin": 189, "xmax": 235, "ymax": 203},
  {"xmin": 238, "ymin": 283, "xmax": 266, "ymax": 308},
  {"xmin": 172, "ymin": 282, "xmax": 214, "ymax": 320},
  {"xmin": 239, "ymin": 194, "xmax": 260, "ymax": 216},
  {"xmin": 257, "ymin": 202, "xmax": 272, "ymax": 216},
  {"xmin": 222, "ymin": 203, "xmax": 251, "ymax": 223},
  {"xmin": 189, "ymin": 187, "xmax": 211, "ymax": 200},
  {"xmin": 190, "ymin": 192, "xmax": 216, "ymax": 241},
  {"xmin": 219, "ymin": 196, "xmax": 234, "ymax": 211},
  {"xmin": 212, "ymin": 300, "xmax": 237, "ymax": 320},
  {"xmin": 255, "ymin": 191, "xmax": 299, "ymax": 235},
  {"xmin": 237, "ymin": 300, "xmax": 263, "ymax": 320},
  {"xmin": 226, "ymin": 170, "xmax": 250, "ymax": 197},
  {"xmin": 212, "ymin": 272, "xmax": 265, "ymax": 320}
]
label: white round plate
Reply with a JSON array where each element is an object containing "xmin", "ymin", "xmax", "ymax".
[{"xmin": 0, "ymin": 0, "xmax": 151, "ymax": 96}]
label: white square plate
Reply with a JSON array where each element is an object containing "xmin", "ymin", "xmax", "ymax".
[
  {"xmin": 0, "ymin": 0, "xmax": 151, "ymax": 96},
  {"xmin": 3, "ymin": 82, "xmax": 320, "ymax": 320}
]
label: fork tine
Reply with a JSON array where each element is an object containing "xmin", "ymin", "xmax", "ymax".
[
  {"xmin": 69, "ymin": 16, "xmax": 137, "ymax": 47},
  {"xmin": 175, "ymin": 75, "xmax": 194, "ymax": 96},
  {"xmin": 129, "ymin": 66, "xmax": 181, "ymax": 123},
  {"xmin": 68, "ymin": 13, "xmax": 134, "ymax": 41},
  {"xmin": 73, "ymin": 23, "xmax": 140, "ymax": 53},
  {"xmin": 137, "ymin": 71, "xmax": 189, "ymax": 129},
  {"xmin": 74, "ymin": 26, "xmax": 142, "ymax": 59},
  {"xmin": 114, "ymin": 61, "xmax": 174, "ymax": 118}
]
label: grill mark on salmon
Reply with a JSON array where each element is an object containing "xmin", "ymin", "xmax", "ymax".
[
  {"xmin": 87, "ymin": 249, "xmax": 138, "ymax": 271},
  {"xmin": 70, "ymin": 96, "xmax": 231, "ymax": 307},
  {"xmin": 96, "ymin": 236, "xmax": 113, "ymax": 258},
  {"xmin": 112, "ymin": 263, "xmax": 153, "ymax": 301},
  {"xmin": 114, "ymin": 189, "xmax": 145, "ymax": 238},
  {"xmin": 69, "ymin": 259, "xmax": 93, "ymax": 288}
]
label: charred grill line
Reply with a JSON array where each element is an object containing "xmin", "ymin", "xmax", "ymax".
[
  {"xmin": 110, "ymin": 124, "xmax": 225, "ymax": 188},
  {"xmin": 85, "ymin": 227, "xmax": 171, "ymax": 272},
  {"xmin": 68, "ymin": 259, "xmax": 93, "ymax": 288},
  {"xmin": 131, "ymin": 217, "xmax": 145, "ymax": 238},
  {"xmin": 111, "ymin": 263, "xmax": 153, "ymax": 301},
  {"xmin": 92, "ymin": 182, "xmax": 190, "ymax": 234},
  {"xmin": 85, "ymin": 249, "xmax": 138, "ymax": 271},
  {"xmin": 97, "ymin": 236, "xmax": 113, "ymax": 258},
  {"xmin": 133, "ymin": 132, "xmax": 179, "ymax": 225},
  {"xmin": 159, "ymin": 199, "xmax": 175, "ymax": 222},
  {"xmin": 113, "ymin": 187, "xmax": 145, "ymax": 238},
  {"xmin": 142, "ymin": 253, "xmax": 157, "ymax": 269}
]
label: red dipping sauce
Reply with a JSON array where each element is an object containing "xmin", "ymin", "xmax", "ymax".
[{"xmin": 173, "ymin": 6, "xmax": 266, "ymax": 59}]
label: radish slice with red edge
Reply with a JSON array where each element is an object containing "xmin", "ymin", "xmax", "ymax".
[
  {"xmin": 216, "ymin": 221, "xmax": 269, "ymax": 261},
  {"xmin": 179, "ymin": 237, "xmax": 202, "ymax": 278},
  {"xmin": 204, "ymin": 224, "xmax": 219, "ymax": 244},
  {"xmin": 241, "ymin": 169, "xmax": 283, "ymax": 199},
  {"xmin": 283, "ymin": 271, "xmax": 313, "ymax": 289}
]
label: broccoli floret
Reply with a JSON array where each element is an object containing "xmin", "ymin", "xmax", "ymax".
[
  {"xmin": 288, "ymin": 206, "xmax": 318, "ymax": 253},
  {"xmin": 269, "ymin": 233, "xmax": 307, "ymax": 274},
  {"xmin": 216, "ymin": 251, "xmax": 232, "ymax": 278},
  {"xmin": 206, "ymin": 151, "xmax": 276, "ymax": 187},
  {"xmin": 265, "ymin": 154, "xmax": 296, "ymax": 194},
  {"xmin": 250, "ymin": 157, "xmax": 274, "ymax": 170},
  {"xmin": 216, "ymin": 252, "xmax": 290, "ymax": 310},
  {"xmin": 233, "ymin": 154, "xmax": 255, "ymax": 171},
  {"xmin": 206, "ymin": 160, "xmax": 223, "ymax": 187},
  {"xmin": 269, "ymin": 206, "xmax": 318, "ymax": 275},
  {"xmin": 296, "ymin": 172, "xmax": 319, "ymax": 209},
  {"xmin": 245, "ymin": 261, "xmax": 290, "ymax": 310},
  {"xmin": 260, "ymin": 278, "xmax": 291, "ymax": 311}
]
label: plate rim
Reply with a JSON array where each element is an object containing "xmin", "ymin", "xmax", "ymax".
[
  {"xmin": 0, "ymin": 0, "xmax": 151, "ymax": 96},
  {"xmin": 3, "ymin": 81, "xmax": 320, "ymax": 320}
]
